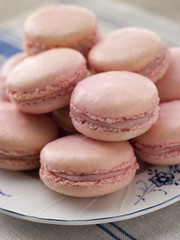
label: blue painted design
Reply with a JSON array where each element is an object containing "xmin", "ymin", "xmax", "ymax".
[
  {"xmin": 0, "ymin": 190, "xmax": 11, "ymax": 197},
  {"xmin": 97, "ymin": 224, "xmax": 121, "ymax": 240},
  {"xmin": 134, "ymin": 165, "xmax": 180, "ymax": 205},
  {"xmin": 110, "ymin": 222, "xmax": 136, "ymax": 240}
]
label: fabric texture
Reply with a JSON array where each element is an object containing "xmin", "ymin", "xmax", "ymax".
[{"xmin": 0, "ymin": 0, "xmax": 180, "ymax": 239}]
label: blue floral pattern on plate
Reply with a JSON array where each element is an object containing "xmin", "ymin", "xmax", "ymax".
[{"xmin": 134, "ymin": 165, "xmax": 180, "ymax": 205}]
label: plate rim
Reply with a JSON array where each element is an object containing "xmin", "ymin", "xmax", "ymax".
[{"xmin": 0, "ymin": 194, "xmax": 179, "ymax": 225}]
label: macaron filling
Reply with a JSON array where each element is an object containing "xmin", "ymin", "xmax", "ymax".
[
  {"xmin": 49, "ymin": 163, "xmax": 138, "ymax": 182},
  {"xmin": 0, "ymin": 148, "xmax": 39, "ymax": 162},
  {"xmin": 41, "ymin": 158, "xmax": 138, "ymax": 184},
  {"xmin": 70, "ymin": 102, "xmax": 159, "ymax": 133},
  {"xmin": 7, "ymin": 68, "xmax": 88, "ymax": 106},
  {"xmin": 24, "ymin": 29, "xmax": 98, "ymax": 55},
  {"xmin": 139, "ymin": 43, "xmax": 170, "ymax": 80},
  {"xmin": 0, "ymin": 152, "xmax": 39, "ymax": 161},
  {"xmin": 133, "ymin": 142, "xmax": 180, "ymax": 159}
]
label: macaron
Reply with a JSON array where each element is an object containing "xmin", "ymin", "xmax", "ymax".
[
  {"xmin": 0, "ymin": 102, "xmax": 58, "ymax": 171},
  {"xmin": 156, "ymin": 48, "xmax": 180, "ymax": 102},
  {"xmin": 0, "ymin": 52, "xmax": 27, "ymax": 81},
  {"xmin": 40, "ymin": 134, "xmax": 139, "ymax": 197},
  {"xmin": 6, "ymin": 48, "xmax": 88, "ymax": 114},
  {"xmin": 132, "ymin": 101, "xmax": 180, "ymax": 165},
  {"xmin": 52, "ymin": 106, "xmax": 76, "ymax": 134},
  {"xmin": 70, "ymin": 71, "xmax": 159, "ymax": 141},
  {"xmin": 23, "ymin": 5, "xmax": 98, "ymax": 56},
  {"xmin": 88, "ymin": 27, "xmax": 170, "ymax": 82},
  {"xmin": 0, "ymin": 80, "xmax": 8, "ymax": 102}
]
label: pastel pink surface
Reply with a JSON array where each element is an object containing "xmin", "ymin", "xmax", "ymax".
[
  {"xmin": 132, "ymin": 101, "xmax": 180, "ymax": 165},
  {"xmin": 0, "ymin": 102, "xmax": 58, "ymax": 170},
  {"xmin": 24, "ymin": 5, "xmax": 98, "ymax": 55},
  {"xmin": 88, "ymin": 27, "xmax": 170, "ymax": 82},
  {"xmin": 40, "ymin": 134, "xmax": 138, "ymax": 197},
  {"xmin": 0, "ymin": 52, "xmax": 27, "ymax": 80},
  {"xmin": 156, "ymin": 48, "xmax": 180, "ymax": 102},
  {"xmin": 70, "ymin": 71, "xmax": 159, "ymax": 141},
  {"xmin": 6, "ymin": 48, "xmax": 88, "ymax": 114}
]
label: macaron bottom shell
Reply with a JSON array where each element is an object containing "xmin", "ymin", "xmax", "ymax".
[
  {"xmin": 39, "ymin": 163, "xmax": 138, "ymax": 197},
  {"xmin": 0, "ymin": 158, "xmax": 40, "ymax": 171}
]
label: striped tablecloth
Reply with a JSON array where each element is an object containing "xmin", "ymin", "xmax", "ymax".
[{"xmin": 0, "ymin": 0, "xmax": 180, "ymax": 239}]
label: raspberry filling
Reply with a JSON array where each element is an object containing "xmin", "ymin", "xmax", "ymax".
[
  {"xmin": 24, "ymin": 29, "xmax": 98, "ymax": 55},
  {"xmin": 0, "ymin": 152, "xmax": 39, "ymax": 161},
  {"xmin": 70, "ymin": 102, "xmax": 159, "ymax": 132},
  {"xmin": 133, "ymin": 142, "xmax": 180, "ymax": 156},
  {"xmin": 42, "ymin": 158, "xmax": 138, "ymax": 183},
  {"xmin": 49, "ymin": 163, "xmax": 138, "ymax": 182}
]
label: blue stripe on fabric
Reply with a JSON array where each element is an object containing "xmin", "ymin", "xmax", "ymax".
[
  {"xmin": 110, "ymin": 222, "xmax": 137, "ymax": 240},
  {"xmin": 0, "ymin": 40, "xmax": 21, "ymax": 57},
  {"xmin": 97, "ymin": 224, "xmax": 122, "ymax": 240}
]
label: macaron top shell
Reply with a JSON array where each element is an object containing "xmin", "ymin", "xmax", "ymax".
[
  {"xmin": 0, "ymin": 52, "xmax": 27, "ymax": 79},
  {"xmin": 24, "ymin": 5, "xmax": 97, "ymax": 48},
  {"xmin": 133, "ymin": 101, "xmax": 180, "ymax": 145},
  {"xmin": 88, "ymin": 27, "xmax": 163, "ymax": 72},
  {"xmin": 70, "ymin": 71, "xmax": 159, "ymax": 118},
  {"xmin": 156, "ymin": 48, "xmax": 180, "ymax": 102},
  {"xmin": 0, "ymin": 103, "xmax": 58, "ymax": 153},
  {"xmin": 6, "ymin": 48, "xmax": 87, "ymax": 92},
  {"xmin": 40, "ymin": 134, "xmax": 135, "ymax": 173}
]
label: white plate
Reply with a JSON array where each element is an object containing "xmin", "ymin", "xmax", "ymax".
[{"xmin": 0, "ymin": 163, "xmax": 180, "ymax": 225}]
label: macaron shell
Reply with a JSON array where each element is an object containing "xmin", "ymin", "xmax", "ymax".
[
  {"xmin": 0, "ymin": 102, "xmax": 58, "ymax": 152},
  {"xmin": 0, "ymin": 52, "xmax": 27, "ymax": 79},
  {"xmin": 156, "ymin": 48, "xmax": 180, "ymax": 102},
  {"xmin": 0, "ymin": 159, "xmax": 40, "ymax": 171},
  {"xmin": 39, "ymin": 166, "xmax": 136, "ymax": 197},
  {"xmin": 88, "ymin": 27, "xmax": 163, "ymax": 72},
  {"xmin": 133, "ymin": 101, "xmax": 180, "ymax": 145},
  {"xmin": 6, "ymin": 48, "xmax": 87, "ymax": 92},
  {"xmin": 134, "ymin": 148, "xmax": 180, "ymax": 166},
  {"xmin": 24, "ymin": 5, "xmax": 97, "ymax": 48},
  {"xmin": 70, "ymin": 71, "xmax": 159, "ymax": 118},
  {"xmin": 40, "ymin": 135, "xmax": 135, "ymax": 173}
]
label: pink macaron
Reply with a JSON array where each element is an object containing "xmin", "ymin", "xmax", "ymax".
[
  {"xmin": 0, "ymin": 52, "xmax": 27, "ymax": 102},
  {"xmin": 40, "ymin": 134, "xmax": 138, "ymax": 197},
  {"xmin": 6, "ymin": 48, "xmax": 88, "ymax": 114},
  {"xmin": 70, "ymin": 71, "xmax": 159, "ymax": 141},
  {"xmin": 88, "ymin": 27, "xmax": 170, "ymax": 82},
  {"xmin": 0, "ymin": 102, "xmax": 58, "ymax": 171},
  {"xmin": 0, "ymin": 81, "xmax": 8, "ymax": 102},
  {"xmin": 52, "ymin": 106, "xmax": 76, "ymax": 134},
  {"xmin": 0, "ymin": 52, "xmax": 27, "ymax": 81},
  {"xmin": 156, "ymin": 47, "xmax": 180, "ymax": 102},
  {"xmin": 23, "ymin": 5, "xmax": 98, "ymax": 56},
  {"xmin": 132, "ymin": 101, "xmax": 180, "ymax": 165}
]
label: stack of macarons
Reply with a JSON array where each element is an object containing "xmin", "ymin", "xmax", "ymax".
[{"xmin": 0, "ymin": 4, "xmax": 179, "ymax": 197}]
